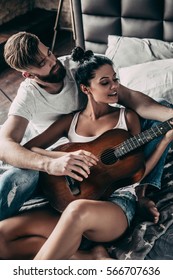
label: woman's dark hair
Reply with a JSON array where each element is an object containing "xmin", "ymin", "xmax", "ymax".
[{"xmin": 71, "ymin": 46, "xmax": 113, "ymax": 86}]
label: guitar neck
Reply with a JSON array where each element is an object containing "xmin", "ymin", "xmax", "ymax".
[{"xmin": 115, "ymin": 118, "xmax": 173, "ymax": 158}]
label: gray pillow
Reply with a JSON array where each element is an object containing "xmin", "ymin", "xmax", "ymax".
[
  {"xmin": 118, "ymin": 59, "xmax": 173, "ymax": 104},
  {"xmin": 105, "ymin": 35, "xmax": 173, "ymax": 71}
]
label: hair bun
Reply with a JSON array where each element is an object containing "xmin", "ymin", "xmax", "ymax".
[
  {"xmin": 71, "ymin": 46, "xmax": 94, "ymax": 63},
  {"xmin": 84, "ymin": 50, "xmax": 93, "ymax": 61},
  {"xmin": 71, "ymin": 47, "xmax": 84, "ymax": 62}
]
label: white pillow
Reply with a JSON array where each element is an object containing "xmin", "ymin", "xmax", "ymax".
[
  {"xmin": 105, "ymin": 35, "xmax": 173, "ymax": 70},
  {"xmin": 118, "ymin": 59, "xmax": 173, "ymax": 103}
]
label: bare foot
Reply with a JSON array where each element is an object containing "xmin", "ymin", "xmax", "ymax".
[
  {"xmin": 137, "ymin": 197, "xmax": 160, "ymax": 224},
  {"xmin": 71, "ymin": 245, "xmax": 113, "ymax": 260}
]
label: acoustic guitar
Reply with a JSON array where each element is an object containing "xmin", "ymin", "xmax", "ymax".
[{"xmin": 39, "ymin": 118, "xmax": 173, "ymax": 212}]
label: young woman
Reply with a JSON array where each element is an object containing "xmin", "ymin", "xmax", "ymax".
[{"xmin": 1, "ymin": 47, "xmax": 173, "ymax": 260}]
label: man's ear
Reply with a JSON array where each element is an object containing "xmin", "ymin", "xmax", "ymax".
[
  {"xmin": 80, "ymin": 84, "xmax": 90, "ymax": 95},
  {"xmin": 22, "ymin": 72, "xmax": 34, "ymax": 79}
]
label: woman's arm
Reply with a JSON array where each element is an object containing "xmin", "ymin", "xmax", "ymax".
[
  {"xmin": 31, "ymin": 147, "xmax": 67, "ymax": 158},
  {"xmin": 141, "ymin": 124, "xmax": 173, "ymax": 179},
  {"xmin": 125, "ymin": 109, "xmax": 141, "ymax": 136},
  {"xmin": 117, "ymin": 84, "xmax": 173, "ymax": 121},
  {"xmin": 24, "ymin": 114, "xmax": 73, "ymax": 150},
  {"xmin": 125, "ymin": 110, "xmax": 173, "ymax": 179}
]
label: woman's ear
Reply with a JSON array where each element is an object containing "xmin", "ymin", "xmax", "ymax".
[
  {"xmin": 22, "ymin": 72, "xmax": 35, "ymax": 79},
  {"xmin": 80, "ymin": 84, "xmax": 90, "ymax": 95}
]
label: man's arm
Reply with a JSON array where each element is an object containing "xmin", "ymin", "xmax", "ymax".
[
  {"xmin": 0, "ymin": 115, "xmax": 51, "ymax": 171},
  {"xmin": 0, "ymin": 115, "xmax": 97, "ymax": 180},
  {"xmin": 118, "ymin": 84, "xmax": 173, "ymax": 121}
]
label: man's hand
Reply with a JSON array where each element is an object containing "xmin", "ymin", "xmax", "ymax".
[{"xmin": 46, "ymin": 150, "xmax": 98, "ymax": 181}]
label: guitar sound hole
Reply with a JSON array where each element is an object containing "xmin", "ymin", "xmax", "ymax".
[{"xmin": 100, "ymin": 148, "xmax": 117, "ymax": 165}]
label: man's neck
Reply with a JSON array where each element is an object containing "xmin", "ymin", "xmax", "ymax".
[{"xmin": 33, "ymin": 78, "xmax": 64, "ymax": 94}]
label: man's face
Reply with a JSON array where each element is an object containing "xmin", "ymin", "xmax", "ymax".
[{"xmin": 26, "ymin": 42, "xmax": 66, "ymax": 83}]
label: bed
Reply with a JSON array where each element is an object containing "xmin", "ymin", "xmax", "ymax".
[
  {"xmin": 69, "ymin": 0, "xmax": 173, "ymax": 259},
  {"xmin": 1, "ymin": 0, "xmax": 173, "ymax": 260}
]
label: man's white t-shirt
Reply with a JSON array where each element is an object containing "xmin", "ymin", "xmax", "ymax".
[{"xmin": 9, "ymin": 55, "xmax": 86, "ymax": 136}]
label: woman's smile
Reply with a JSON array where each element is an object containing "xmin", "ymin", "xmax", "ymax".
[{"xmin": 108, "ymin": 91, "xmax": 117, "ymax": 97}]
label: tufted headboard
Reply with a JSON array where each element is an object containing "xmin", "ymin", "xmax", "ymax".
[{"xmin": 70, "ymin": 0, "xmax": 173, "ymax": 54}]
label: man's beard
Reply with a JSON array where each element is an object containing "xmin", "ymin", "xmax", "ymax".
[{"xmin": 37, "ymin": 60, "xmax": 66, "ymax": 83}]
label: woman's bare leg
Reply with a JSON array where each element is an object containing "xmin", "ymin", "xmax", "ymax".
[
  {"xmin": 0, "ymin": 205, "xmax": 112, "ymax": 260},
  {"xmin": 0, "ymin": 206, "xmax": 59, "ymax": 259},
  {"xmin": 34, "ymin": 199, "xmax": 128, "ymax": 260}
]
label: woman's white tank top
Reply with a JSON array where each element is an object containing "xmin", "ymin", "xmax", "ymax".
[{"xmin": 68, "ymin": 108, "xmax": 128, "ymax": 143}]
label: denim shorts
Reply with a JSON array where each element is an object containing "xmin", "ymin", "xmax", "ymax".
[{"xmin": 107, "ymin": 186, "xmax": 137, "ymax": 226}]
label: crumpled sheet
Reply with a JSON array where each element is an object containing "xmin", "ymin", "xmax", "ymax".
[{"xmin": 108, "ymin": 147, "xmax": 173, "ymax": 260}]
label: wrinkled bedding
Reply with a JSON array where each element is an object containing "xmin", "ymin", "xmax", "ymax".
[{"xmin": 108, "ymin": 146, "xmax": 173, "ymax": 259}]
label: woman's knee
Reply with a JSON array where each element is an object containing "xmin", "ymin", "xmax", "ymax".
[{"xmin": 63, "ymin": 199, "xmax": 90, "ymax": 225}]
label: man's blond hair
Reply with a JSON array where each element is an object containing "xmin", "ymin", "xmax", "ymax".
[{"xmin": 4, "ymin": 31, "xmax": 41, "ymax": 71}]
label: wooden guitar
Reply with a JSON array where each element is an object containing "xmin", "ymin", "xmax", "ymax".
[{"xmin": 39, "ymin": 118, "xmax": 173, "ymax": 212}]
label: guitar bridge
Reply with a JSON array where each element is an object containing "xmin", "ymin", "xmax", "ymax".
[{"xmin": 65, "ymin": 176, "xmax": 81, "ymax": 195}]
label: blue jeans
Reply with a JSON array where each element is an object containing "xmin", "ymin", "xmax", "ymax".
[
  {"xmin": 140, "ymin": 99, "xmax": 173, "ymax": 189},
  {"xmin": 0, "ymin": 168, "xmax": 39, "ymax": 220}
]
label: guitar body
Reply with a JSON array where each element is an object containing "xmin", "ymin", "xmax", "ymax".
[{"xmin": 39, "ymin": 129, "xmax": 145, "ymax": 212}]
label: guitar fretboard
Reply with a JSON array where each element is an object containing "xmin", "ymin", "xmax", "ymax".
[{"xmin": 114, "ymin": 119, "xmax": 173, "ymax": 158}]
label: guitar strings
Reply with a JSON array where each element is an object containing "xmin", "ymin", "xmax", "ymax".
[{"xmin": 93, "ymin": 121, "xmax": 171, "ymax": 162}]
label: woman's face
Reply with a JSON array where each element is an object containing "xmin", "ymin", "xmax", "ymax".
[{"xmin": 88, "ymin": 64, "xmax": 119, "ymax": 104}]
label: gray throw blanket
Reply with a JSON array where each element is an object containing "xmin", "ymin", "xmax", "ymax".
[{"xmin": 108, "ymin": 146, "xmax": 173, "ymax": 259}]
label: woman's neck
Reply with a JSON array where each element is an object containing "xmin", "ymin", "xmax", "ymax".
[{"xmin": 83, "ymin": 102, "xmax": 114, "ymax": 120}]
